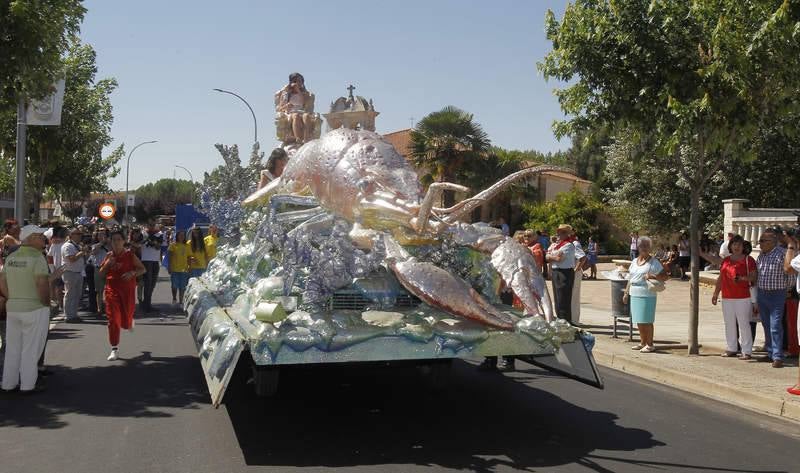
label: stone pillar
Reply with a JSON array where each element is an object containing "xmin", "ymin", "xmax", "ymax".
[{"xmin": 722, "ymin": 199, "xmax": 749, "ymax": 236}]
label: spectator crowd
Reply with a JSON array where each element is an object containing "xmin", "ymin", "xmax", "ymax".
[
  {"xmin": 0, "ymin": 218, "xmax": 219, "ymax": 394},
  {"xmin": 3, "ymin": 214, "xmax": 798, "ymax": 398}
]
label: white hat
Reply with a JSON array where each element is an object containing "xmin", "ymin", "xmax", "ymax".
[{"xmin": 20, "ymin": 225, "xmax": 47, "ymax": 241}]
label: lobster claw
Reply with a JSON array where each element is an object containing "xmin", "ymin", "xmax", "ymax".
[
  {"xmin": 490, "ymin": 239, "xmax": 554, "ymax": 322},
  {"xmin": 388, "ymin": 259, "xmax": 515, "ymax": 330}
]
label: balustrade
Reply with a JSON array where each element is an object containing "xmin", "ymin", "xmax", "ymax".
[{"xmin": 723, "ymin": 199, "xmax": 799, "ymax": 255}]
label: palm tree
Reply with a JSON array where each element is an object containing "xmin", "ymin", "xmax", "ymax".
[{"xmin": 409, "ymin": 106, "xmax": 490, "ymax": 206}]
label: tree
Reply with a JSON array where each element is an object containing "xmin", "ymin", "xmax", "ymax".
[
  {"xmin": 409, "ymin": 106, "xmax": 491, "ymax": 206},
  {"xmin": 540, "ymin": 0, "xmax": 800, "ymax": 354},
  {"xmin": 202, "ymin": 142, "xmax": 263, "ymax": 201},
  {"xmin": 200, "ymin": 142, "xmax": 264, "ymax": 234},
  {"xmin": 523, "ymin": 187, "xmax": 623, "ymax": 249},
  {"xmin": 0, "ymin": 40, "xmax": 123, "ymax": 218},
  {"xmin": 133, "ymin": 178, "xmax": 196, "ymax": 222},
  {"xmin": 602, "ymin": 130, "xmax": 722, "ymax": 236},
  {"xmin": 717, "ymin": 115, "xmax": 800, "ymax": 209},
  {"xmin": 2, "ymin": 40, "xmax": 124, "ymax": 221},
  {"xmin": 0, "ymin": 0, "xmax": 85, "ymax": 105},
  {"xmin": 602, "ymin": 119, "xmax": 800, "ymax": 237}
]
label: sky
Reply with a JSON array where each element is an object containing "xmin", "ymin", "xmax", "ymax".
[{"xmin": 79, "ymin": 0, "xmax": 570, "ymax": 191}]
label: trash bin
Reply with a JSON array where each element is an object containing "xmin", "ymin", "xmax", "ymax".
[{"xmin": 610, "ymin": 278, "xmax": 634, "ymax": 340}]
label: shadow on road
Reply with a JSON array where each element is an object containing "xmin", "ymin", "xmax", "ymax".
[
  {"xmin": 0, "ymin": 350, "xmax": 209, "ymax": 430},
  {"xmin": 43, "ymin": 328, "xmax": 83, "ymax": 341},
  {"xmin": 222, "ymin": 359, "xmax": 678, "ymax": 472}
]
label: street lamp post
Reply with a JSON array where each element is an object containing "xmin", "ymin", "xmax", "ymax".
[
  {"xmin": 174, "ymin": 165, "xmax": 193, "ymax": 182},
  {"xmin": 174, "ymin": 165, "xmax": 194, "ymax": 206},
  {"xmin": 124, "ymin": 140, "xmax": 157, "ymax": 224},
  {"xmin": 212, "ymin": 88, "xmax": 258, "ymax": 144}
]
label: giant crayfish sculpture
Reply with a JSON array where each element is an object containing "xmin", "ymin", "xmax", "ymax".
[{"xmin": 244, "ymin": 128, "xmax": 567, "ymax": 330}]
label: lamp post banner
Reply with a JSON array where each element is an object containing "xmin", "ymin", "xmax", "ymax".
[
  {"xmin": 127, "ymin": 194, "xmax": 136, "ymax": 207},
  {"xmin": 26, "ymin": 79, "xmax": 66, "ymax": 126}
]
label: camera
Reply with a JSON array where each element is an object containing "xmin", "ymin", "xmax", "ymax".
[{"xmin": 144, "ymin": 232, "xmax": 164, "ymax": 249}]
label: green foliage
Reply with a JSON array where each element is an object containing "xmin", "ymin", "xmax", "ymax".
[
  {"xmin": 540, "ymin": 0, "xmax": 800, "ymax": 350},
  {"xmin": 524, "ymin": 188, "xmax": 625, "ymax": 253},
  {"xmin": 0, "ymin": 0, "xmax": 86, "ymax": 104},
  {"xmin": 602, "ymin": 131, "xmax": 702, "ymax": 234},
  {"xmin": 133, "ymin": 178, "xmax": 196, "ymax": 222},
  {"xmin": 17, "ymin": 41, "xmax": 122, "ymax": 220},
  {"xmin": 1, "ymin": 40, "xmax": 123, "ymax": 220},
  {"xmin": 523, "ymin": 188, "xmax": 608, "ymax": 240},
  {"xmin": 601, "ymin": 115, "xmax": 800, "ymax": 236},
  {"xmin": 409, "ymin": 106, "xmax": 490, "ymax": 204},
  {"xmin": 566, "ymin": 127, "xmax": 611, "ymax": 186},
  {"xmin": 0, "ymin": 155, "xmax": 12, "ymax": 192},
  {"xmin": 202, "ymin": 142, "xmax": 263, "ymax": 201},
  {"xmin": 717, "ymin": 116, "xmax": 800, "ymax": 209},
  {"xmin": 541, "ymin": 1, "xmax": 800, "ymax": 155}
]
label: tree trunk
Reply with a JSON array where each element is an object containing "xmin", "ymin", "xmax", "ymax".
[{"xmin": 687, "ymin": 188, "xmax": 701, "ymax": 355}]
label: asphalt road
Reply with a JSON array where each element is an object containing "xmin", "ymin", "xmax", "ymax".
[{"xmin": 1, "ymin": 279, "xmax": 798, "ymax": 473}]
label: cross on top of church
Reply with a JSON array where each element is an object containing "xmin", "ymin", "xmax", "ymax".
[{"xmin": 347, "ymin": 84, "xmax": 356, "ymax": 98}]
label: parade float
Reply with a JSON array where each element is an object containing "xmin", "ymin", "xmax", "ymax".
[{"xmin": 187, "ymin": 78, "xmax": 602, "ymax": 406}]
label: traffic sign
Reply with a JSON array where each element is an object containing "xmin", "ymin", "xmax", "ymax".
[{"xmin": 99, "ymin": 202, "xmax": 116, "ymax": 220}]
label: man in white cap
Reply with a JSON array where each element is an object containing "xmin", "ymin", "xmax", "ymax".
[{"xmin": 0, "ymin": 225, "xmax": 52, "ymax": 393}]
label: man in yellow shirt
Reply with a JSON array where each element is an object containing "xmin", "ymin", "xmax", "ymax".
[{"xmin": 204, "ymin": 224, "xmax": 218, "ymax": 260}]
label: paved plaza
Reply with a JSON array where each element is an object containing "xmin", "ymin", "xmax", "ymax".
[{"xmin": 579, "ymin": 263, "xmax": 800, "ymax": 422}]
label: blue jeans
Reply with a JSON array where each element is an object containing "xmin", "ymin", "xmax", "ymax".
[{"xmin": 757, "ymin": 289, "xmax": 785, "ymax": 361}]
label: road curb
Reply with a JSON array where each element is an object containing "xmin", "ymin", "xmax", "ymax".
[{"xmin": 593, "ymin": 349, "xmax": 800, "ymax": 424}]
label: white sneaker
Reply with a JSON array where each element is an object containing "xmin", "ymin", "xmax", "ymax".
[
  {"xmin": 107, "ymin": 348, "xmax": 118, "ymax": 361},
  {"xmin": 631, "ymin": 344, "xmax": 644, "ymax": 350},
  {"xmin": 640, "ymin": 345, "xmax": 656, "ymax": 353}
]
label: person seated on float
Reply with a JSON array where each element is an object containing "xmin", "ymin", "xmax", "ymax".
[
  {"xmin": 258, "ymin": 148, "xmax": 289, "ymax": 190},
  {"xmin": 276, "ymin": 72, "xmax": 315, "ymax": 143}
]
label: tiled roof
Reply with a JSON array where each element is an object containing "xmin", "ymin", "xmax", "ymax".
[
  {"xmin": 382, "ymin": 128, "xmax": 413, "ymax": 158},
  {"xmin": 541, "ymin": 170, "xmax": 592, "ymax": 185}
]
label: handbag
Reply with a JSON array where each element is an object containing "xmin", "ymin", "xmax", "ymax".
[
  {"xmin": 646, "ymin": 279, "xmax": 666, "ymax": 293},
  {"xmin": 643, "ymin": 256, "xmax": 666, "ymax": 293},
  {"xmin": 746, "ymin": 257, "xmax": 757, "ymax": 304}
]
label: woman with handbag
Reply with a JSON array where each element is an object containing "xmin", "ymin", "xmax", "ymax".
[
  {"xmin": 711, "ymin": 235, "xmax": 758, "ymax": 359},
  {"xmin": 623, "ymin": 236, "xmax": 669, "ymax": 353}
]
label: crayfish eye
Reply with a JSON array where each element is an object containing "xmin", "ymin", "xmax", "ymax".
[{"xmin": 357, "ymin": 178, "xmax": 376, "ymax": 194}]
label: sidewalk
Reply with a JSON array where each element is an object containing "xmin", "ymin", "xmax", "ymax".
[{"xmin": 578, "ymin": 264, "xmax": 800, "ymax": 423}]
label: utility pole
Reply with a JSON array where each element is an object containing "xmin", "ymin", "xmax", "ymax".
[{"xmin": 14, "ymin": 97, "xmax": 27, "ymax": 221}]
